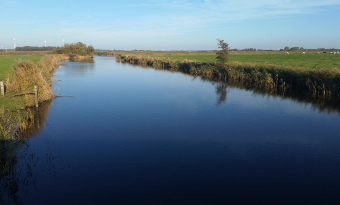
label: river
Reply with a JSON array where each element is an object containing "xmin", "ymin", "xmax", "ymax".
[{"xmin": 2, "ymin": 56, "xmax": 340, "ymax": 204}]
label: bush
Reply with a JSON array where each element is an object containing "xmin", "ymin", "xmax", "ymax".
[{"xmin": 52, "ymin": 42, "xmax": 95, "ymax": 57}]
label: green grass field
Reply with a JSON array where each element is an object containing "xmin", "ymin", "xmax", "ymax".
[
  {"xmin": 0, "ymin": 56, "xmax": 43, "ymax": 81},
  {"xmin": 127, "ymin": 51, "xmax": 340, "ymax": 70}
]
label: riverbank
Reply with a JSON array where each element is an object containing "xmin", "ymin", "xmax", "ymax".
[
  {"xmin": 114, "ymin": 53, "xmax": 340, "ymax": 99},
  {"xmin": 97, "ymin": 50, "xmax": 340, "ymax": 69},
  {"xmin": 0, "ymin": 54, "xmax": 68, "ymax": 138}
]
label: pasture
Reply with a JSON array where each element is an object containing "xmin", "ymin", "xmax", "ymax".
[
  {"xmin": 120, "ymin": 51, "xmax": 340, "ymax": 70},
  {"xmin": 0, "ymin": 55, "xmax": 43, "ymax": 80}
]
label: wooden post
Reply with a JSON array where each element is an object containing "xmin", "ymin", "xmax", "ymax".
[
  {"xmin": 0, "ymin": 81, "xmax": 4, "ymax": 96},
  {"xmin": 34, "ymin": 85, "xmax": 38, "ymax": 108}
]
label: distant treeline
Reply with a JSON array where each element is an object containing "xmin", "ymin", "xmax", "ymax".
[{"xmin": 15, "ymin": 46, "xmax": 58, "ymax": 51}]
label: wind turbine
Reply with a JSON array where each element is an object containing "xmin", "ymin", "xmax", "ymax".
[
  {"xmin": 62, "ymin": 39, "xmax": 64, "ymax": 47},
  {"xmin": 13, "ymin": 38, "xmax": 16, "ymax": 51},
  {"xmin": 45, "ymin": 39, "xmax": 47, "ymax": 47}
]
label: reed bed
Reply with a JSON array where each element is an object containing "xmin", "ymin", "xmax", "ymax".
[
  {"xmin": 5, "ymin": 54, "xmax": 68, "ymax": 107},
  {"xmin": 116, "ymin": 55, "xmax": 340, "ymax": 98},
  {"xmin": 0, "ymin": 56, "xmax": 43, "ymax": 81},
  {"xmin": 1, "ymin": 54, "xmax": 68, "ymax": 138}
]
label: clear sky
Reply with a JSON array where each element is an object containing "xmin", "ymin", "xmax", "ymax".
[{"xmin": 0, "ymin": 0, "xmax": 339, "ymax": 50}]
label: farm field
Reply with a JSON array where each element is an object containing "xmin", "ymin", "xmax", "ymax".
[{"xmin": 117, "ymin": 51, "xmax": 340, "ymax": 70}]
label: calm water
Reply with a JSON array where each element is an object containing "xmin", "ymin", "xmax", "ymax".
[{"xmin": 2, "ymin": 56, "xmax": 340, "ymax": 204}]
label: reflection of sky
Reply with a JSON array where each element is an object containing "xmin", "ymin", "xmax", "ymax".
[
  {"xmin": 50, "ymin": 56, "xmax": 340, "ymax": 145},
  {"xmin": 20, "ymin": 56, "xmax": 340, "ymax": 204}
]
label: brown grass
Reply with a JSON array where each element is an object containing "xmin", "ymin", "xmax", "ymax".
[{"xmin": 6, "ymin": 54, "xmax": 68, "ymax": 107}]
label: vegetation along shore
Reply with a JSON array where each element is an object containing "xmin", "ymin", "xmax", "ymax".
[
  {"xmin": 0, "ymin": 42, "xmax": 94, "ymax": 138},
  {"xmin": 102, "ymin": 48, "xmax": 340, "ymax": 100}
]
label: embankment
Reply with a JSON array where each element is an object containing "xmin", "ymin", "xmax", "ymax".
[
  {"xmin": 1, "ymin": 54, "xmax": 68, "ymax": 138},
  {"xmin": 116, "ymin": 55, "xmax": 340, "ymax": 99},
  {"xmin": 5, "ymin": 54, "xmax": 69, "ymax": 107}
]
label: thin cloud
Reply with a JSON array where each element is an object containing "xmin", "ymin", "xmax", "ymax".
[
  {"xmin": 100, "ymin": 0, "xmax": 340, "ymax": 34},
  {"xmin": 190, "ymin": 0, "xmax": 340, "ymax": 22}
]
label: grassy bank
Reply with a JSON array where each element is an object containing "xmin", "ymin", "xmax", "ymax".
[
  {"xmin": 3, "ymin": 54, "xmax": 68, "ymax": 107},
  {"xmin": 151, "ymin": 53, "xmax": 340, "ymax": 69},
  {"xmin": 105, "ymin": 51, "xmax": 340, "ymax": 69},
  {"xmin": 116, "ymin": 53, "xmax": 340, "ymax": 99},
  {"xmin": 0, "ymin": 54, "xmax": 68, "ymax": 138},
  {"xmin": 0, "ymin": 56, "xmax": 43, "ymax": 80}
]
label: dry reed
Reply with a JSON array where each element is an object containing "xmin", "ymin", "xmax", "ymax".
[{"xmin": 6, "ymin": 54, "xmax": 68, "ymax": 107}]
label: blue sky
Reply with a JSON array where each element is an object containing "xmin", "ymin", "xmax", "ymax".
[{"xmin": 0, "ymin": 0, "xmax": 339, "ymax": 50}]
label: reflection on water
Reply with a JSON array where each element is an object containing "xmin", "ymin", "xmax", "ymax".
[
  {"xmin": 58, "ymin": 61, "xmax": 95, "ymax": 77},
  {"xmin": 222, "ymin": 79, "xmax": 340, "ymax": 114},
  {"xmin": 1, "ymin": 57, "xmax": 340, "ymax": 204},
  {"xmin": 215, "ymin": 82, "xmax": 228, "ymax": 105},
  {"xmin": 0, "ymin": 100, "xmax": 55, "ymax": 204},
  {"xmin": 0, "ymin": 138, "xmax": 26, "ymax": 205},
  {"xmin": 23, "ymin": 100, "xmax": 53, "ymax": 138},
  {"xmin": 124, "ymin": 60, "xmax": 340, "ymax": 114},
  {"xmin": 0, "ymin": 58, "xmax": 95, "ymax": 203}
]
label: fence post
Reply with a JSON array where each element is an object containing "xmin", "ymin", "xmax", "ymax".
[
  {"xmin": 34, "ymin": 85, "xmax": 38, "ymax": 108},
  {"xmin": 0, "ymin": 81, "xmax": 4, "ymax": 96}
]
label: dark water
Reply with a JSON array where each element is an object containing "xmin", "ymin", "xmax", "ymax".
[{"xmin": 2, "ymin": 56, "xmax": 340, "ymax": 204}]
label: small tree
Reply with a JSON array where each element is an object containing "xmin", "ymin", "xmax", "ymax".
[{"xmin": 216, "ymin": 38, "xmax": 229, "ymax": 66}]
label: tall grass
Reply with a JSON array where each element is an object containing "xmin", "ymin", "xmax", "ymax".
[
  {"xmin": 5, "ymin": 54, "xmax": 68, "ymax": 107},
  {"xmin": 0, "ymin": 56, "xmax": 43, "ymax": 81},
  {"xmin": 1, "ymin": 54, "xmax": 68, "ymax": 138}
]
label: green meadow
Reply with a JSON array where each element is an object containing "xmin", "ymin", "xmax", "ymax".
[
  {"xmin": 0, "ymin": 55, "xmax": 43, "ymax": 80},
  {"xmin": 140, "ymin": 52, "xmax": 340, "ymax": 70}
]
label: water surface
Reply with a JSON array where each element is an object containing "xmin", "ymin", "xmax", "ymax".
[{"xmin": 2, "ymin": 56, "xmax": 340, "ymax": 204}]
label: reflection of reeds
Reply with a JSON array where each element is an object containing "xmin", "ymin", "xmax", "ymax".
[
  {"xmin": 117, "ymin": 55, "xmax": 340, "ymax": 99},
  {"xmin": 21, "ymin": 100, "xmax": 53, "ymax": 138},
  {"xmin": 0, "ymin": 135, "xmax": 38, "ymax": 204},
  {"xmin": 0, "ymin": 99, "xmax": 53, "ymax": 139},
  {"xmin": 0, "ymin": 108, "xmax": 34, "ymax": 139}
]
